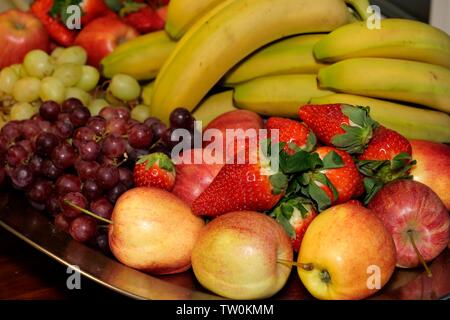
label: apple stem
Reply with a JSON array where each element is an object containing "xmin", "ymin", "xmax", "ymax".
[
  {"xmin": 277, "ymin": 259, "xmax": 313, "ymax": 271},
  {"xmin": 64, "ymin": 200, "xmax": 113, "ymax": 225},
  {"xmin": 407, "ymin": 230, "xmax": 432, "ymax": 278}
]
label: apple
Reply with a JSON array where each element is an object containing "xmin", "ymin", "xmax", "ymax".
[
  {"xmin": 191, "ymin": 211, "xmax": 293, "ymax": 299},
  {"xmin": 172, "ymin": 148, "xmax": 223, "ymax": 206},
  {"xmin": 109, "ymin": 187, "xmax": 204, "ymax": 275},
  {"xmin": 298, "ymin": 202, "xmax": 396, "ymax": 300},
  {"xmin": 368, "ymin": 180, "xmax": 450, "ymax": 269},
  {"xmin": 74, "ymin": 16, "xmax": 138, "ymax": 68},
  {"xmin": 410, "ymin": 140, "xmax": 450, "ymax": 210},
  {"xmin": 0, "ymin": 10, "xmax": 50, "ymax": 69}
]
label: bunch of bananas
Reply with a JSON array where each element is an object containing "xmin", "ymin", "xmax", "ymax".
[{"xmin": 101, "ymin": 0, "xmax": 450, "ymax": 143}]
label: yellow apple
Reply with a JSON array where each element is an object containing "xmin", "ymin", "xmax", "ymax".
[
  {"xmin": 191, "ymin": 211, "xmax": 293, "ymax": 299},
  {"xmin": 298, "ymin": 203, "xmax": 396, "ymax": 300}
]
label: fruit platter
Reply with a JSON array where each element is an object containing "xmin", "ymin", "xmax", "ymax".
[{"xmin": 0, "ymin": 0, "xmax": 449, "ymax": 300}]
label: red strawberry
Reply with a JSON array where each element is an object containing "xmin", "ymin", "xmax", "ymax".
[
  {"xmin": 122, "ymin": 5, "xmax": 165, "ymax": 33},
  {"xmin": 359, "ymin": 126, "xmax": 412, "ymax": 161},
  {"xmin": 192, "ymin": 146, "xmax": 287, "ymax": 217},
  {"xmin": 133, "ymin": 152, "xmax": 175, "ymax": 191},
  {"xmin": 80, "ymin": 0, "xmax": 113, "ymax": 26},
  {"xmin": 299, "ymin": 104, "xmax": 378, "ymax": 154},
  {"xmin": 266, "ymin": 117, "xmax": 315, "ymax": 154}
]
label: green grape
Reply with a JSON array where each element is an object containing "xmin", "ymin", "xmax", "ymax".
[
  {"xmin": 131, "ymin": 104, "xmax": 151, "ymax": 123},
  {"xmin": 53, "ymin": 63, "xmax": 82, "ymax": 87},
  {"xmin": 55, "ymin": 46, "xmax": 88, "ymax": 65},
  {"xmin": 10, "ymin": 102, "xmax": 37, "ymax": 120},
  {"xmin": 88, "ymin": 99, "xmax": 109, "ymax": 116},
  {"xmin": 40, "ymin": 77, "xmax": 66, "ymax": 103},
  {"xmin": 13, "ymin": 77, "xmax": 41, "ymax": 102},
  {"xmin": 109, "ymin": 74, "xmax": 141, "ymax": 101},
  {"xmin": 0, "ymin": 67, "xmax": 19, "ymax": 95},
  {"xmin": 51, "ymin": 47, "xmax": 65, "ymax": 60},
  {"xmin": 65, "ymin": 87, "xmax": 91, "ymax": 106},
  {"xmin": 23, "ymin": 50, "xmax": 54, "ymax": 79},
  {"xmin": 76, "ymin": 66, "xmax": 100, "ymax": 92},
  {"xmin": 10, "ymin": 64, "xmax": 28, "ymax": 77}
]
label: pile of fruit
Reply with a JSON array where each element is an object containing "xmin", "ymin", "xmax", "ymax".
[{"xmin": 0, "ymin": 0, "xmax": 450, "ymax": 301}]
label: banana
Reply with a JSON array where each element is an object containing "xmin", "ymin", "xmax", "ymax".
[
  {"xmin": 101, "ymin": 31, "xmax": 177, "ymax": 80},
  {"xmin": 318, "ymin": 58, "xmax": 450, "ymax": 113},
  {"xmin": 151, "ymin": 0, "xmax": 350, "ymax": 124},
  {"xmin": 141, "ymin": 82, "xmax": 155, "ymax": 106},
  {"xmin": 224, "ymin": 34, "xmax": 327, "ymax": 85},
  {"xmin": 165, "ymin": 0, "xmax": 224, "ymax": 40},
  {"xmin": 314, "ymin": 19, "xmax": 450, "ymax": 68},
  {"xmin": 310, "ymin": 94, "xmax": 450, "ymax": 143},
  {"xmin": 344, "ymin": 0, "xmax": 371, "ymax": 20},
  {"xmin": 233, "ymin": 74, "xmax": 334, "ymax": 117},
  {"xmin": 193, "ymin": 91, "xmax": 237, "ymax": 126}
]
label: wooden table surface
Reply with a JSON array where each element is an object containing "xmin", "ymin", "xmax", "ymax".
[{"xmin": 0, "ymin": 228, "xmax": 123, "ymax": 300}]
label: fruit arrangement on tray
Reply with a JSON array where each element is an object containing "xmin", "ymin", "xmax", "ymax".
[{"xmin": 0, "ymin": 0, "xmax": 449, "ymax": 300}]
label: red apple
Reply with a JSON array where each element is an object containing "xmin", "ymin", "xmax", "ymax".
[
  {"xmin": 74, "ymin": 16, "xmax": 138, "ymax": 68},
  {"xmin": 0, "ymin": 10, "xmax": 50, "ymax": 69},
  {"xmin": 410, "ymin": 140, "xmax": 450, "ymax": 210},
  {"xmin": 368, "ymin": 180, "xmax": 450, "ymax": 269},
  {"xmin": 172, "ymin": 148, "xmax": 223, "ymax": 206}
]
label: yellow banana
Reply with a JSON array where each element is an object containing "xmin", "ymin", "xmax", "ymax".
[
  {"xmin": 233, "ymin": 74, "xmax": 334, "ymax": 118},
  {"xmin": 318, "ymin": 58, "xmax": 450, "ymax": 113},
  {"xmin": 344, "ymin": 0, "xmax": 371, "ymax": 20},
  {"xmin": 310, "ymin": 94, "xmax": 450, "ymax": 143},
  {"xmin": 224, "ymin": 34, "xmax": 327, "ymax": 85},
  {"xmin": 141, "ymin": 82, "xmax": 155, "ymax": 106},
  {"xmin": 151, "ymin": 0, "xmax": 350, "ymax": 124},
  {"xmin": 314, "ymin": 19, "xmax": 450, "ymax": 68},
  {"xmin": 193, "ymin": 91, "xmax": 236, "ymax": 126},
  {"xmin": 101, "ymin": 31, "xmax": 177, "ymax": 81},
  {"xmin": 165, "ymin": 0, "xmax": 224, "ymax": 40}
]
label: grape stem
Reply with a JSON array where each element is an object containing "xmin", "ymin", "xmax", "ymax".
[
  {"xmin": 407, "ymin": 230, "xmax": 432, "ymax": 277},
  {"xmin": 64, "ymin": 200, "xmax": 113, "ymax": 224}
]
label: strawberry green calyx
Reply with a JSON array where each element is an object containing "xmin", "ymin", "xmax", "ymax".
[
  {"xmin": 136, "ymin": 152, "xmax": 175, "ymax": 173},
  {"xmin": 331, "ymin": 105, "xmax": 378, "ymax": 154},
  {"xmin": 270, "ymin": 197, "xmax": 313, "ymax": 238}
]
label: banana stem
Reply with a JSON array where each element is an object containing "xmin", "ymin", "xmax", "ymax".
[
  {"xmin": 64, "ymin": 200, "xmax": 113, "ymax": 225},
  {"xmin": 407, "ymin": 230, "xmax": 432, "ymax": 278}
]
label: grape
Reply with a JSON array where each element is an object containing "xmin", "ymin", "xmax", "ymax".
[
  {"xmin": 54, "ymin": 120, "xmax": 74, "ymax": 139},
  {"xmin": 86, "ymin": 116, "xmax": 106, "ymax": 136},
  {"xmin": 54, "ymin": 213, "xmax": 71, "ymax": 232},
  {"xmin": 9, "ymin": 64, "xmax": 24, "ymax": 77},
  {"xmin": 65, "ymin": 87, "xmax": 91, "ymax": 106},
  {"xmin": 127, "ymin": 119, "xmax": 140, "ymax": 129},
  {"xmin": 1, "ymin": 122, "xmax": 22, "ymax": 143},
  {"xmin": 79, "ymin": 141, "xmax": 100, "ymax": 161},
  {"xmin": 127, "ymin": 147, "xmax": 149, "ymax": 163},
  {"xmin": 150, "ymin": 122, "xmax": 167, "ymax": 141},
  {"xmin": 11, "ymin": 165, "xmax": 35, "ymax": 190},
  {"xmin": 0, "ymin": 67, "xmax": 19, "ymax": 94},
  {"xmin": 0, "ymin": 167, "xmax": 5, "ymax": 186},
  {"xmin": 76, "ymin": 65, "xmax": 100, "ymax": 91},
  {"xmin": 102, "ymin": 135, "xmax": 126, "ymax": 158},
  {"xmin": 55, "ymin": 46, "xmax": 87, "ymax": 65},
  {"xmin": 96, "ymin": 164, "xmax": 119, "ymax": 190},
  {"xmin": 161, "ymin": 127, "xmax": 178, "ymax": 149},
  {"xmin": 10, "ymin": 102, "xmax": 37, "ymax": 121},
  {"xmin": 96, "ymin": 232, "xmax": 110, "ymax": 254},
  {"xmin": 143, "ymin": 117, "xmax": 160, "ymax": 128},
  {"xmin": 90, "ymin": 198, "xmax": 113, "ymax": 219},
  {"xmin": 109, "ymin": 74, "xmax": 140, "ymax": 101},
  {"xmin": 7, "ymin": 145, "xmax": 28, "ymax": 166},
  {"xmin": 88, "ymin": 99, "xmax": 109, "ymax": 116},
  {"xmin": 13, "ymin": 77, "xmax": 41, "ymax": 103},
  {"xmin": 29, "ymin": 155, "xmax": 44, "ymax": 174},
  {"xmin": 128, "ymin": 124, "xmax": 153, "ymax": 149},
  {"xmin": 73, "ymin": 126, "xmax": 96, "ymax": 143},
  {"xmin": 53, "ymin": 63, "xmax": 82, "ymax": 87},
  {"xmin": 51, "ymin": 142, "xmax": 76, "ymax": 169},
  {"xmin": 30, "ymin": 200, "xmax": 46, "ymax": 211},
  {"xmin": 62, "ymin": 98, "xmax": 83, "ymax": 113},
  {"xmin": 69, "ymin": 216, "xmax": 97, "ymax": 243},
  {"xmin": 23, "ymin": 50, "xmax": 54, "ymax": 79},
  {"xmin": 131, "ymin": 104, "xmax": 151, "ymax": 123},
  {"xmin": 42, "ymin": 160, "xmax": 63, "ymax": 180},
  {"xmin": 55, "ymin": 174, "xmax": 81, "ymax": 195},
  {"xmin": 75, "ymin": 160, "xmax": 99, "ymax": 181},
  {"xmin": 40, "ymin": 77, "xmax": 66, "ymax": 104},
  {"xmin": 50, "ymin": 47, "xmax": 65, "ymax": 60},
  {"xmin": 118, "ymin": 167, "xmax": 134, "ymax": 188},
  {"xmin": 21, "ymin": 120, "xmax": 42, "ymax": 139},
  {"xmin": 99, "ymin": 106, "xmax": 130, "ymax": 121},
  {"xmin": 70, "ymin": 106, "xmax": 91, "ymax": 127},
  {"xmin": 17, "ymin": 139, "xmax": 34, "ymax": 155},
  {"xmin": 60, "ymin": 192, "xmax": 87, "ymax": 218},
  {"xmin": 36, "ymin": 119, "xmax": 52, "ymax": 133},
  {"xmin": 46, "ymin": 194, "xmax": 61, "ymax": 216},
  {"xmin": 106, "ymin": 118, "xmax": 127, "ymax": 135},
  {"xmin": 39, "ymin": 101, "xmax": 61, "ymax": 121},
  {"xmin": 0, "ymin": 135, "xmax": 8, "ymax": 153},
  {"xmin": 107, "ymin": 183, "xmax": 127, "ymax": 203},
  {"xmin": 83, "ymin": 179, "xmax": 103, "ymax": 200},
  {"xmin": 27, "ymin": 179, "xmax": 53, "ymax": 203},
  {"xmin": 170, "ymin": 108, "xmax": 194, "ymax": 129},
  {"xmin": 36, "ymin": 132, "xmax": 60, "ymax": 157}
]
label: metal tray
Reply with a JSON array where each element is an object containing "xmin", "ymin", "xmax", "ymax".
[{"xmin": 1, "ymin": 192, "xmax": 449, "ymax": 300}]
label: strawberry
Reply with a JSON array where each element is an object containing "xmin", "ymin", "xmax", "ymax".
[
  {"xmin": 133, "ymin": 152, "xmax": 176, "ymax": 191},
  {"xmin": 121, "ymin": 4, "xmax": 165, "ymax": 33},
  {"xmin": 298, "ymin": 104, "xmax": 378, "ymax": 154},
  {"xmin": 270, "ymin": 197, "xmax": 317, "ymax": 252},
  {"xmin": 80, "ymin": 0, "xmax": 114, "ymax": 26},
  {"xmin": 359, "ymin": 126, "xmax": 412, "ymax": 161},
  {"xmin": 191, "ymin": 145, "xmax": 288, "ymax": 217},
  {"xmin": 266, "ymin": 117, "xmax": 316, "ymax": 154}
]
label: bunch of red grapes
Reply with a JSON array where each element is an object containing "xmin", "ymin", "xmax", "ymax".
[{"xmin": 0, "ymin": 98, "xmax": 196, "ymax": 251}]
